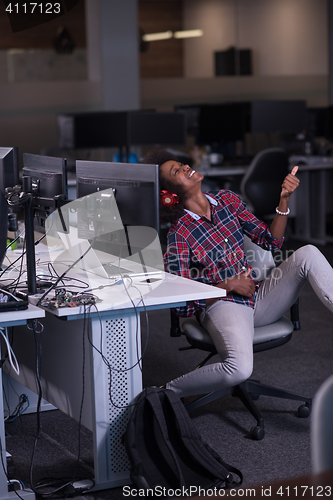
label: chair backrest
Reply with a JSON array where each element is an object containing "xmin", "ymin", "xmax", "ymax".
[
  {"xmin": 240, "ymin": 148, "xmax": 289, "ymax": 217},
  {"xmin": 243, "ymin": 236, "xmax": 300, "ymax": 330},
  {"xmin": 243, "ymin": 234, "xmax": 276, "ymax": 281},
  {"xmin": 311, "ymin": 374, "xmax": 333, "ymax": 474}
]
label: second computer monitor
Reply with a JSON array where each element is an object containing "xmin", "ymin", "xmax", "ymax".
[
  {"xmin": 0, "ymin": 147, "xmax": 19, "ymax": 193},
  {"xmin": 76, "ymin": 160, "xmax": 160, "ymax": 234},
  {"xmin": 251, "ymin": 100, "xmax": 306, "ymax": 135},
  {"xmin": 22, "ymin": 152, "xmax": 68, "ymax": 232},
  {"xmin": 0, "ymin": 147, "xmax": 19, "ymax": 269}
]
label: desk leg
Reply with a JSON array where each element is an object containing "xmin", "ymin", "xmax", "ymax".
[
  {"xmin": 0, "ymin": 342, "xmax": 35, "ymax": 500},
  {"xmin": 89, "ymin": 310, "xmax": 142, "ymax": 491}
]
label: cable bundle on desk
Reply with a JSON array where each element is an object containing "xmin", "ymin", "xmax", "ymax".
[
  {"xmin": 0, "ymin": 224, "xmax": 49, "ymax": 292},
  {"xmin": 38, "ymin": 289, "xmax": 97, "ymax": 310}
]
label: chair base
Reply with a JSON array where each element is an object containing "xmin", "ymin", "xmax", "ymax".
[{"xmin": 185, "ymin": 379, "xmax": 312, "ymax": 441}]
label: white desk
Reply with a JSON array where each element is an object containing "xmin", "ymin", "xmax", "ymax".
[
  {"xmin": 289, "ymin": 156, "xmax": 333, "ymax": 245},
  {"xmin": 0, "ymin": 305, "xmax": 45, "ymax": 500},
  {"xmin": 5, "ymin": 268, "xmax": 225, "ymax": 492}
]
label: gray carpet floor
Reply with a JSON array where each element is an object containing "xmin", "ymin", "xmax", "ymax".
[{"xmin": 4, "ymin": 240, "xmax": 333, "ymax": 499}]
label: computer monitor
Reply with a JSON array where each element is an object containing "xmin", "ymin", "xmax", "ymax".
[
  {"xmin": 323, "ymin": 106, "xmax": 333, "ymax": 140},
  {"xmin": 251, "ymin": 100, "xmax": 306, "ymax": 135},
  {"xmin": 197, "ymin": 102, "xmax": 251, "ymax": 144},
  {"xmin": 76, "ymin": 160, "xmax": 160, "ymax": 257},
  {"xmin": 76, "ymin": 160, "xmax": 160, "ymax": 232},
  {"xmin": 58, "ymin": 111, "xmax": 186, "ymax": 151},
  {"xmin": 174, "ymin": 104, "xmax": 201, "ymax": 139},
  {"xmin": 196, "ymin": 100, "xmax": 306, "ymax": 152},
  {"xmin": 0, "ymin": 147, "xmax": 19, "ymax": 269},
  {"xmin": 0, "ymin": 147, "xmax": 19, "ymax": 193},
  {"xmin": 15, "ymin": 153, "xmax": 69, "ymax": 294},
  {"xmin": 22, "ymin": 153, "xmax": 68, "ymax": 232},
  {"xmin": 0, "ymin": 190, "xmax": 8, "ymax": 270}
]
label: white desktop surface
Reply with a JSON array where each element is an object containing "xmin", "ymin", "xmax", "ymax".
[
  {"xmin": 30, "ymin": 269, "xmax": 225, "ymax": 318},
  {"xmin": 3, "ymin": 242, "xmax": 226, "ymax": 317}
]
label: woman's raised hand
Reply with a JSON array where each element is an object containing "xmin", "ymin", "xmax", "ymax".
[{"xmin": 280, "ymin": 165, "xmax": 300, "ymax": 199}]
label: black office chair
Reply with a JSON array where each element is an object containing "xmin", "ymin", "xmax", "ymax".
[
  {"xmin": 240, "ymin": 148, "xmax": 289, "ymax": 218},
  {"xmin": 169, "ymin": 236, "xmax": 312, "ymax": 440},
  {"xmin": 311, "ymin": 374, "xmax": 333, "ymax": 473}
]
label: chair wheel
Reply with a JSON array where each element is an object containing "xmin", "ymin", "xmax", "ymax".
[
  {"xmin": 249, "ymin": 426, "xmax": 265, "ymax": 440},
  {"xmin": 298, "ymin": 403, "xmax": 311, "ymax": 418}
]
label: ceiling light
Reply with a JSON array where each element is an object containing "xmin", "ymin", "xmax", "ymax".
[
  {"xmin": 142, "ymin": 31, "xmax": 173, "ymax": 42},
  {"xmin": 173, "ymin": 29, "xmax": 203, "ymax": 39}
]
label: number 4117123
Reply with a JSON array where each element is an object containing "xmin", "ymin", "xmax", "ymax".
[
  {"xmin": 5, "ymin": 3, "xmax": 62, "ymax": 14},
  {"xmin": 276, "ymin": 485, "xmax": 331, "ymax": 496}
]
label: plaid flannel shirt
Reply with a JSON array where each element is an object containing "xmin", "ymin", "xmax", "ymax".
[{"xmin": 164, "ymin": 190, "xmax": 283, "ymax": 317}]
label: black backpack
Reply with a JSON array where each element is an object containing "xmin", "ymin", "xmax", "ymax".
[{"xmin": 123, "ymin": 387, "xmax": 243, "ymax": 495}]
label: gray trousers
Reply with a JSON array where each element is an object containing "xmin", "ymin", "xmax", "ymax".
[{"xmin": 166, "ymin": 245, "xmax": 333, "ymax": 397}]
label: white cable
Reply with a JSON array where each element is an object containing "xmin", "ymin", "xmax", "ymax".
[
  {"xmin": 1, "ymin": 265, "xmax": 27, "ymax": 277},
  {"xmin": 0, "ymin": 288, "xmax": 20, "ymax": 302},
  {"xmin": 7, "ymin": 479, "xmax": 24, "ymax": 490},
  {"xmin": 0, "ymin": 328, "xmax": 19, "ymax": 376}
]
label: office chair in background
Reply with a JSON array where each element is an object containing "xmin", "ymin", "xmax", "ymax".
[
  {"xmin": 240, "ymin": 148, "xmax": 289, "ymax": 218},
  {"xmin": 311, "ymin": 374, "xmax": 333, "ymax": 474},
  {"xmin": 170, "ymin": 236, "xmax": 311, "ymax": 441}
]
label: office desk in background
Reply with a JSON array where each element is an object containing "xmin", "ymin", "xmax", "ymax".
[
  {"xmin": 199, "ymin": 164, "xmax": 249, "ymax": 192},
  {"xmin": 0, "ymin": 305, "xmax": 45, "ymax": 500},
  {"xmin": 202, "ymin": 165, "xmax": 248, "ymax": 178},
  {"xmin": 4, "ymin": 263, "xmax": 226, "ymax": 492}
]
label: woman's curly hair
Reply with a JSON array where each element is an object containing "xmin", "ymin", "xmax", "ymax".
[{"xmin": 142, "ymin": 149, "xmax": 188, "ymax": 224}]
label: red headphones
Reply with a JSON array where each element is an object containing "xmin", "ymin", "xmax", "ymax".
[{"xmin": 160, "ymin": 190, "xmax": 179, "ymax": 207}]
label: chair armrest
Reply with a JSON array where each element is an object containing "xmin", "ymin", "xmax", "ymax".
[
  {"xmin": 170, "ymin": 309, "xmax": 182, "ymax": 337},
  {"xmin": 290, "ymin": 297, "xmax": 300, "ymax": 331}
]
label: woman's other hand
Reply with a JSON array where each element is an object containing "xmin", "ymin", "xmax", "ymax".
[{"xmin": 206, "ymin": 270, "xmax": 256, "ymax": 307}]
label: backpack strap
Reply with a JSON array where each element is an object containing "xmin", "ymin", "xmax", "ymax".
[
  {"xmin": 162, "ymin": 388, "xmax": 243, "ymax": 487},
  {"xmin": 144, "ymin": 388, "xmax": 187, "ymax": 487}
]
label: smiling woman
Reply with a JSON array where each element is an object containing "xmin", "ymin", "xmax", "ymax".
[
  {"xmin": 142, "ymin": 149, "xmax": 189, "ymax": 223},
  {"xmin": 142, "ymin": 148, "xmax": 333, "ymax": 401},
  {"xmin": 159, "ymin": 159, "xmax": 210, "ymax": 219}
]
